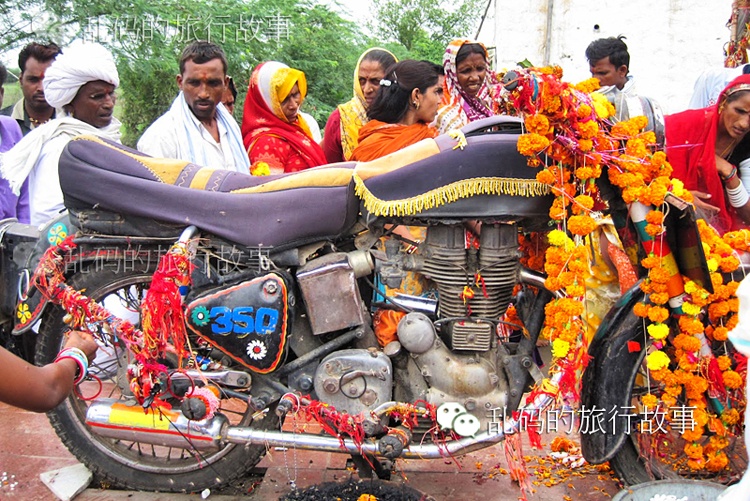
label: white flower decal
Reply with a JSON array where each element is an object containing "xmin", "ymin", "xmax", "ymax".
[{"xmin": 246, "ymin": 340, "xmax": 268, "ymax": 360}]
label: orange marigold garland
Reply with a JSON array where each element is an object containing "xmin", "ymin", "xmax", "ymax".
[{"xmin": 503, "ymin": 65, "xmax": 746, "ymax": 474}]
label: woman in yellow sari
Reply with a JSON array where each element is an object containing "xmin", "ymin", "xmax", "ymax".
[{"xmin": 321, "ymin": 48, "xmax": 397, "ymax": 163}]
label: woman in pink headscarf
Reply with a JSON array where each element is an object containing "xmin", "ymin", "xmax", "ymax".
[{"xmin": 434, "ymin": 39, "xmax": 499, "ymax": 134}]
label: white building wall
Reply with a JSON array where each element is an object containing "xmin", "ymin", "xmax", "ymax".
[{"xmin": 479, "ymin": 0, "xmax": 732, "ymax": 113}]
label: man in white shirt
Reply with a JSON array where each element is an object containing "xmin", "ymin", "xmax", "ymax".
[
  {"xmin": 0, "ymin": 42, "xmax": 122, "ymax": 227},
  {"xmin": 688, "ymin": 64, "xmax": 750, "ymax": 109},
  {"xmin": 586, "ymin": 36, "xmax": 638, "ymax": 120},
  {"xmin": 137, "ymin": 41, "xmax": 250, "ymax": 173}
]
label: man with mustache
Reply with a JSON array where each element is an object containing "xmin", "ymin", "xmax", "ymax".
[
  {"xmin": 137, "ymin": 41, "xmax": 249, "ymax": 173},
  {"xmin": 1, "ymin": 42, "xmax": 61, "ymax": 136}
]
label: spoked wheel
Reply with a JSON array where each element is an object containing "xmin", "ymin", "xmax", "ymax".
[
  {"xmin": 35, "ymin": 262, "xmax": 277, "ymax": 492},
  {"xmin": 610, "ymin": 346, "xmax": 747, "ymax": 486}
]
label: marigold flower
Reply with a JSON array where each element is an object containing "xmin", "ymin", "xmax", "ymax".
[
  {"xmin": 633, "ymin": 302, "xmax": 650, "ymax": 318},
  {"xmin": 565, "ymin": 283, "xmax": 585, "ymax": 297},
  {"xmin": 714, "ymin": 356, "xmax": 732, "ymax": 374},
  {"xmin": 705, "ymin": 452, "xmax": 729, "ymax": 472},
  {"xmin": 551, "ymin": 338, "xmax": 571, "ymax": 358},
  {"xmin": 649, "ymin": 292, "xmax": 669, "ymax": 305},
  {"xmin": 641, "ymin": 394, "xmax": 658, "ymax": 408},
  {"xmin": 681, "ymin": 302, "xmax": 701, "ymax": 317},
  {"xmin": 544, "ymin": 276, "xmax": 561, "ymax": 291},
  {"xmin": 574, "ymin": 78, "xmax": 600, "ymax": 94},
  {"xmin": 712, "ymin": 326, "xmax": 729, "ymax": 341},
  {"xmin": 547, "ymin": 229, "xmax": 569, "ymax": 247},
  {"xmin": 572, "ymin": 195, "xmax": 594, "ymax": 214},
  {"xmin": 517, "ymin": 133, "xmax": 550, "ymax": 157},
  {"xmin": 678, "ymin": 316, "xmax": 704, "ymax": 335},
  {"xmin": 536, "ymin": 169, "xmax": 556, "ymax": 185},
  {"xmin": 250, "ymin": 161, "xmax": 271, "ymax": 176},
  {"xmin": 706, "ymin": 257, "xmax": 718, "ymax": 273},
  {"xmin": 646, "ymin": 350, "xmax": 671, "ymax": 371},
  {"xmin": 647, "ymin": 322, "xmax": 669, "ymax": 340},
  {"xmin": 682, "ymin": 426, "xmax": 704, "ymax": 442},
  {"xmin": 722, "ymin": 370, "xmax": 743, "ymax": 389},
  {"xmin": 590, "ymin": 93, "xmax": 614, "ymax": 118},
  {"xmin": 641, "ymin": 255, "xmax": 661, "ymax": 269},
  {"xmin": 577, "ymin": 120, "xmax": 599, "ymax": 139},
  {"xmin": 568, "ymin": 215, "xmax": 597, "ymax": 236},
  {"xmin": 574, "ymin": 166, "xmax": 594, "ymax": 180},
  {"xmin": 722, "ymin": 408, "xmax": 740, "ymax": 425},
  {"xmin": 719, "ymin": 256, "xmax": 740, "ymax": 273},
  {"xmin": 684, "ymin": 442, "xmax": 704, "ymax": 460},
  {"xmin": 648, "ymin": 267, "xmax": 671, "ymax": 284},
  {"xmin": 524, "ymin": 114, "xmax": 551, "ymax": 135}
]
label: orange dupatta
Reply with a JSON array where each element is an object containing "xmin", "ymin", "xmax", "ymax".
[{"xmin": 351, "ymin": 120, "xmax": 438, "ymax": 162}]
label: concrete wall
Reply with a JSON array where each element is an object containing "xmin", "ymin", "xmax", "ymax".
[{"xmin": 478, "ymin": 0, "xmax": 732, "ymax": 114}]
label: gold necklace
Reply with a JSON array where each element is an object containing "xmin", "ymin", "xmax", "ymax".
[{"xmin": 718, "ymin": 138, "xmax": 738, "ymax": 160}]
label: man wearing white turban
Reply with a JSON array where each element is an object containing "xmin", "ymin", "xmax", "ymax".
[{"xmin": 0, "ymin": 42, "xmax": 122, "ymax": 226}]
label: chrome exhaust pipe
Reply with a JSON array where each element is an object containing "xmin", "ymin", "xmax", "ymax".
[
  {"xmin": 85, "ymin": 398, "xmax": 228, "ymax": 451},
  {"xmin": 225, "ymin": 373, "xmax": 560, "ymax": 459},
  {"xmin": 87, "ymin": 371, "xmax": 559, "ymax": 458}
]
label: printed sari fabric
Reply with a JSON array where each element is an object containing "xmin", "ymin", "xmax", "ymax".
[
  {"xmin": 351, "ymin": 120, "xmax": 438, "ymax": 162},
  {"xmin": 434, "ymin": 39, "xmax": 498, "ymax": 134},
  {"xmin": 241, "ymin": 61, "xmax": 326, "ymax": 174},
  {"xmin": 322, "ymin": 48, "xmax": 398, "ymax": 163},
  {"xmin": 666, "ymin": 74, "xmax": 750, "ymax": 234}
]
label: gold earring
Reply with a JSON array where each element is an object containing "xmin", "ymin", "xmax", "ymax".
[{"xmin": 413, "ymin": 101, "xmax": 420, "ymax": 110}]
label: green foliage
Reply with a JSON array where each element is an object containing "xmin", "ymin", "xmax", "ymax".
[
  {"xmin": 370, "ymin": 0, "xmax": 485, "ymax": 62},
  {"xmin": 0, "ymin": 0, "xmax": 486, "ymax": 146}
]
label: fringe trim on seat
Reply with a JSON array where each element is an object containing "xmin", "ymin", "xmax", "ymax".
[{"xmin": 353, "ymin": 173, "xmax": 551, "ymax": 217}]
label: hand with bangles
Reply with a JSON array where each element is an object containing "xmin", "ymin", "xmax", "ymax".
[{"xmin": 0, "ymin": 330, "xmax": 97, "ymax": 412}]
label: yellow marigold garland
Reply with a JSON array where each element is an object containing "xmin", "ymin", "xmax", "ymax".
[{"xmin": 503, "ymin": 65, "xmax": 747, "ymax": 474}]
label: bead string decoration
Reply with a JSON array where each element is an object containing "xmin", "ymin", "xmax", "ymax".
[{"xmin": 32, "ymin": 236, "xmax": 194, "ymax": 408}]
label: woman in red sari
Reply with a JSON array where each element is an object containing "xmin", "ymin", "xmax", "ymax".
[
  {"xmin": 242, "ymin": 61, "xmax": 326, "ymax": 174},
  {"xmin": 351, "ymin": 60, "xmax": 443, "ymax": 162},
  {"xmin": 666, "ymin": 74, "xmax": 750, "ymax": 234}
]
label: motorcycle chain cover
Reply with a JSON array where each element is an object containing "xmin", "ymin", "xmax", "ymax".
[{"xmin": 185, "ymin": 273, "xmax": 289, "ymax": 374}]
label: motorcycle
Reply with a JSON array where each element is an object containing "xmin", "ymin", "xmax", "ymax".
[{"xmin": 0, "ymin": 112, "xmax": 745, "ymax": 494}]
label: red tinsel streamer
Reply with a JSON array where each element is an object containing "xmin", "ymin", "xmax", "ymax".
[
  {"xmin": 140, "ymin": 243, "xmax": 194, "ymax": 366},
  {"xmin": 702, "ymin": 356, "xmax": 729, "ymax": 402},
  {"xmin": 298, "ymin": 400, "xmax": 367, "ymax": 448},
  {"xmin": 32, "ymin": 237, "xmax": 191, "ymax": 407}
]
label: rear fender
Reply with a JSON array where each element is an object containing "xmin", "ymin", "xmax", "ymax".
[{"xmin": 580, "ymin": 281, "xmax": 647, "ymax": 464}]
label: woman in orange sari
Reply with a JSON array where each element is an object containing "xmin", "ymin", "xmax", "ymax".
[
  {"xmin": 242, "ymin": 61, "xmax": 326, "ymax": 174},
  {"xmin": 351, "ymin": 60, "xmax": 443, "ymax": 162}
]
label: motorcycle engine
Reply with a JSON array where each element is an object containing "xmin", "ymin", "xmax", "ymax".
[{"xmin": 421, "ymin": 223, "xmax": 520, "ymax": 351}]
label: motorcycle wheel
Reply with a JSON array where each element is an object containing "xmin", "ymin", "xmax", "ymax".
[
  {"xmin": 610, "ymin": 323, "xmax": 747, "ymax": 485},
  {"xmin": 35, "ymin": 261, "xmax": 278, "ymax": 493}
]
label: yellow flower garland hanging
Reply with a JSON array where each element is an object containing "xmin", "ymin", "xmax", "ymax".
[{"xmin": 501, "ymin": 65, "xmax": 747, "ymax": 473}]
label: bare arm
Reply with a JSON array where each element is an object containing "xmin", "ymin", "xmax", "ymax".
[
  {"xmin": 716, "ymin": 155, "xmax": 750, "ymax": 224},
  {"xmin": 0, "ymin": 331, "xmax": 98, "ymax": 413}
]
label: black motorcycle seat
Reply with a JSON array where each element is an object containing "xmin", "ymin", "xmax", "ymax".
[
  {"xmin": 353, "ymin": 118, "xmax": 553, "ymax": 221},
  {"xmin": 59, "ymin": 135, "xmax": 360, "ymax": 248}
]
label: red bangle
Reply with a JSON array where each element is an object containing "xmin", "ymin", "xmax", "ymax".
[{"xmin": 721, "ymin": 166, "xmax": 738, "ymax": 183}]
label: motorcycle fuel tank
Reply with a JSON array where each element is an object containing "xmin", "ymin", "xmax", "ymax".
[{"xmin": 185, "ymin": 273, "xmax": 289, "ymax": 374}]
